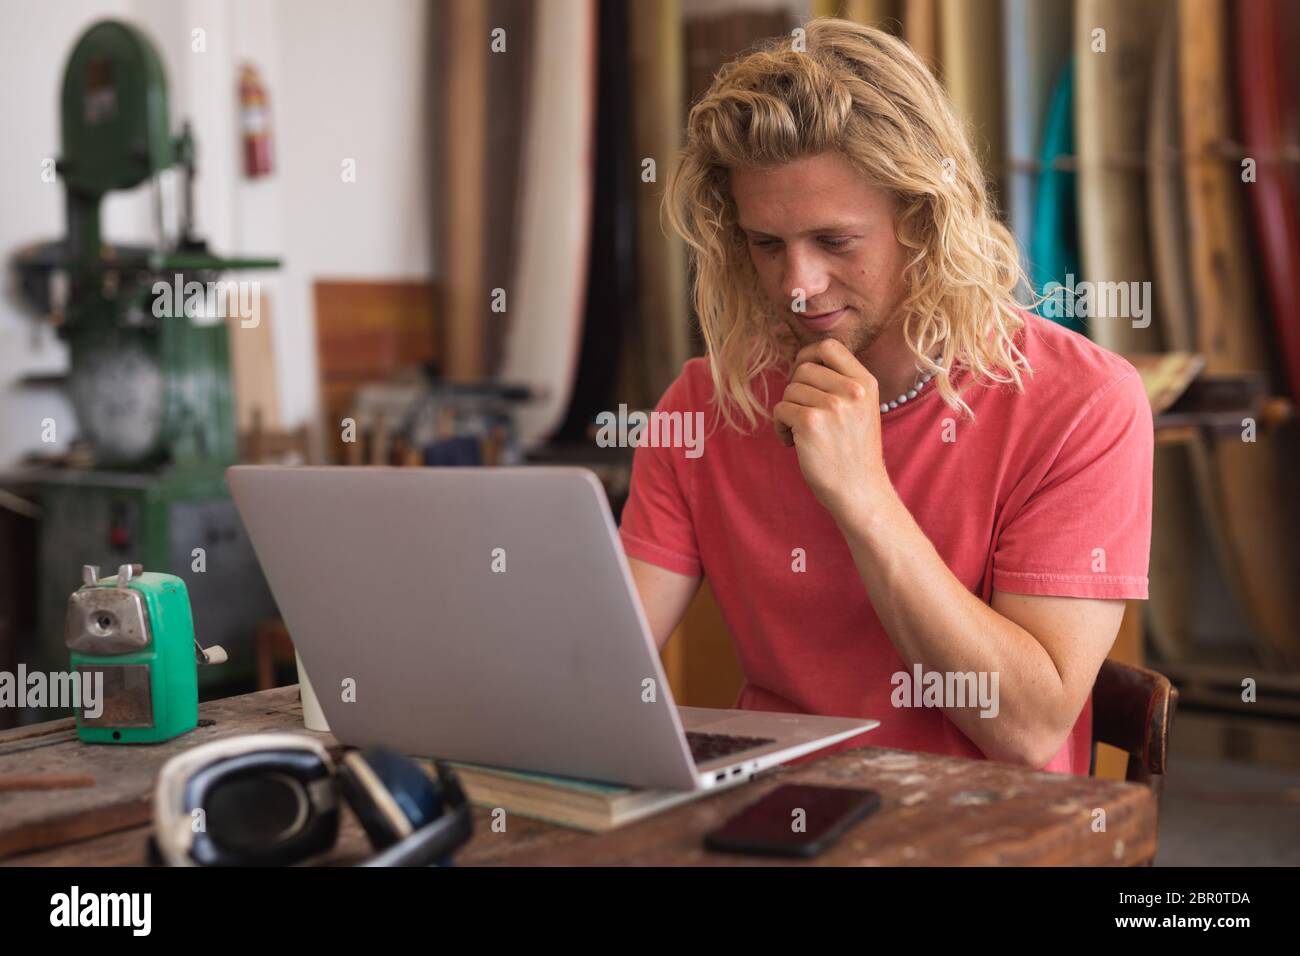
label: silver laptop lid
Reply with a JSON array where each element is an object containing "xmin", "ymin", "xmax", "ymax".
[{"xmin": 227, "ymin": 466, "xmax": 700, "ymax": 789}]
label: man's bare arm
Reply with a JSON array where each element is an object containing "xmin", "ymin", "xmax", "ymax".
[
  {"xmin": 627, "ymin": 557, "xmax": 701, "ymax": 652},
  {"xmin": 836, "ymin": 488, "xmax": 1125, "ymax": 767}
]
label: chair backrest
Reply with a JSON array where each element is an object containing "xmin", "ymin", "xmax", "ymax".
[
  {"xmin": 1090, "ymin": 658, "xmax": 1179, "ymax": 800},
  {"xmin": 239, "ymin": 407, "xmax": 317, "ymax": 465}
]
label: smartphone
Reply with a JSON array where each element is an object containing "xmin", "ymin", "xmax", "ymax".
[{"xmin": 703, "ymin": 784, "xmax": 882, "ymax": 858}]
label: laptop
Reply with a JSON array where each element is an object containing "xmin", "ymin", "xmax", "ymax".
[{"xmin": 227, "ymin": 466, "xmax": 878, "ymax": 791}]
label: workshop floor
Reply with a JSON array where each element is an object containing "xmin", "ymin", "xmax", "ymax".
[{"xmin": 1154, "ymin": 753, "xmax": 1300, "ymax": 866}]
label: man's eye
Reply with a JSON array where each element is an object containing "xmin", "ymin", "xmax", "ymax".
[{"xmin": 748, "ymin": 236, "xmax": 851, "ymax": 250}]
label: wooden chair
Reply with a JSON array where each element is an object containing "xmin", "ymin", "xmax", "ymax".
[
  {"xmin": 1089, "ymin": 658, "xmax": 1179, "ymax": 806},
  {"xmin": 256, "ymin": 620, "xmax": 296, "ymax": 691}
]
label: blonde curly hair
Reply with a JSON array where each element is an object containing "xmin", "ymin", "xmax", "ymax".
[{"xmin": 665, "ymin": 17, "xmax": 1033, "ymax": 430}]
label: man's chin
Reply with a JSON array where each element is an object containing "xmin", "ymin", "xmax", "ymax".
[{"xmin": 789, "ymin": 323, "xmax": 875, "ymax": 356}]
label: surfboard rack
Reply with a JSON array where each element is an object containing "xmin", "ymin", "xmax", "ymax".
[
  {"xmin": 1006, "ymin": 142, "xmax": 1300, "ymax": 175},
  {"xmin": 1154, "ymin": 374, "xmax": 1294, "ymax": 443},
  {"xmin": 1156, "ymin": 659, "xmax": 1300, "ymax": 721}
]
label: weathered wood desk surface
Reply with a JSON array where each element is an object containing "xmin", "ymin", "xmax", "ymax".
[{"xmin": 0, "ymin": 686, "xmax": 1156, "ymax": 866}]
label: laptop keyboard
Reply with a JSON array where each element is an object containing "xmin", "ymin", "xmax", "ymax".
[{"xmin": 685, "ymin": 731, "xmax": 776, "ymax": 764}]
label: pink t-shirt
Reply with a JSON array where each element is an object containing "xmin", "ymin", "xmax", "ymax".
[{"xmin": 618, "ymin": 314, "xmax": 1153, "ymax": 775}]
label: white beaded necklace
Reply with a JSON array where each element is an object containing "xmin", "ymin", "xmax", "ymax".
[{"xmin": 880, "ymin": 360, "xmax": 941, "ymax": 414}]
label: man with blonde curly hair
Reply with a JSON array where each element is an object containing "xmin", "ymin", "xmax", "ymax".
[{"xmin": 619, "ymin": 19, "xmax": 1153, "ymax": 773}]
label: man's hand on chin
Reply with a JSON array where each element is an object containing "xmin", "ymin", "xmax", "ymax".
[{"xmin": 773, "ymin": 338, "xmax": 893, "ymax": 523}]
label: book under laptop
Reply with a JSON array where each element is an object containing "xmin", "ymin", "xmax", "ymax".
[{"xmin": 227, "ymin": 466, "xmax": 879, "ymax": 792}]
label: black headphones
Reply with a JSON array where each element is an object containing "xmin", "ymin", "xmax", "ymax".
[{"xmin": 150, "ymin": 734, "xmax": 473, "ymax": 867}]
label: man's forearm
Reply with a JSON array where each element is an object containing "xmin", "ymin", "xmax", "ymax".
[{"xmin": 832, "ymin": 486, "xmax": 1069, "ymax": 766}]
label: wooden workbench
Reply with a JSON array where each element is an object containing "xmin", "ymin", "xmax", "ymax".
[{"xmin": 0, "ymin": 686, "xmax": 1157, "ymax": 866}]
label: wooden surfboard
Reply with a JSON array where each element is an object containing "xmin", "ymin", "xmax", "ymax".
[
  {"xmin": 444, "ymin": 0, "xmax": 489, "ymax": 381},
  {"xmin": 482, "ymin": 0, "xmax": 536, "ymax": 378},
  {"xmin": 630, "ymin": 0, "xmax": 689, "ymax": 404},
  {"xmin": 938, "ymin": 0, "xmax": 1005, "ymax": 202},
  {"xmin": 1001, "ymin": 0, "xmax": 1071, "ymax": 273},
  {"xmin": 1074, "ymin": 0, "xmax": 1165, "ymax": 354},
  {"xmin": 841, "ymin": 0, "xmax": 903, "ymax": 33},
  {"xmin": 1180, "ymin": 0, "xmax": 1300, "ymax": 669},
  {"xmin": 1236, "ymin": 0, "xmax": 1300, "ymax": 404},
  {"xmin": 1143, "ymin": 3, "xmax": 1214, "ymax": 663},
  {"xmin": 903, "ymin": 0, "xmax": 938, "ymax": 66},
  {"xmin": 497, "ymin": 0, "xmax": 598, "ymax": 448},
  {"xmin": 1030, "ymin": 60, "xmax": 1086, "ymax": 334},
  {"xmin": 1147, "ymin": 7, "xmax": 1195, "ymax": 353}
]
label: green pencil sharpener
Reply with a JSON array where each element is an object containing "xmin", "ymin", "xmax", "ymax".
[{"xmin": 65, "ymin": 564, "xmax": 227, "ymax": 744}]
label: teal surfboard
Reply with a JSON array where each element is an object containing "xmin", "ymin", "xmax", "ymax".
[
  {"xmin": 1002, "ymin": 0, "xmax": 1071, "ymax": 273},
  {"xmin": 1029, "ymin": 59, "xmax": 1086, "ymax": 335}
]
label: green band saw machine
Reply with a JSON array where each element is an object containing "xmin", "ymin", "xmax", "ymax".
[{"xmin": 9, "ymin": 19, "xmax": 283, "ymax": 715}]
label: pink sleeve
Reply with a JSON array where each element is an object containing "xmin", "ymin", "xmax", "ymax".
[
  {"xmin": 617, "ymin": 369, "xmax": 703, "ymax": 578},
  {"xmin": 992, "ymin": 370, "xmax": 1153, "ymax": 599}
]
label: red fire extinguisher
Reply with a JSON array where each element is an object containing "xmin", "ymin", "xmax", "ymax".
[{"xmin": 239, "ymin": 63, "xmax": 273, "ymax": 178}]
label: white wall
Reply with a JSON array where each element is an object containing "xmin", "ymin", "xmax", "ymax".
[
  {"xmin": 0, "ymin": 0, "xmax": 134, "ymax": 466},
  {"xmin": 0, "ymin": 0, "xmax": 435, "ymax": 467},
  {"xmin": 272, "ymin": 0, "xmax": 434, "ymax": 426}
]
